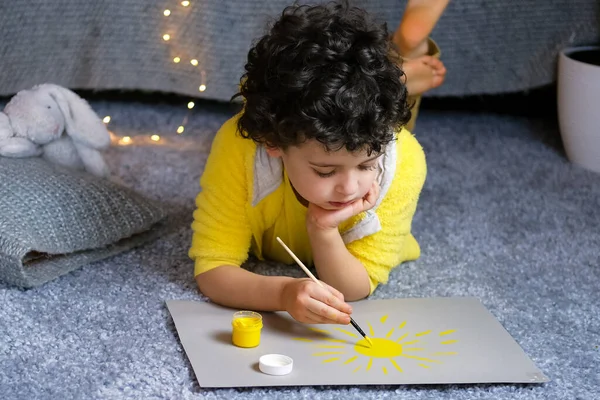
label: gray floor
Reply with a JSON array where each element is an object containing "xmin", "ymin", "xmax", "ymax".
[{"xmin": 1, "ymin": 93, "xmax": 599, "ymax": 399}]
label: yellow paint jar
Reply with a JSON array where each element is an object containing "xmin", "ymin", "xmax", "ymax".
[{"xmin": 231, "ymin": 311, "xmax": 263, "ymax": 348}]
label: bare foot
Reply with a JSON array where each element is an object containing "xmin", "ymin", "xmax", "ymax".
[
  {"xmin": 401, "ymin": 55, "xmax": 446, "ymax": 96},
  {"xmin": 393, "ymin": 0, "xmax": 450, "ymax": 59}
]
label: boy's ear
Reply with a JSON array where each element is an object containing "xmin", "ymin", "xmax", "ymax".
[{"xmin": 265, "ymin": 145, "xmax": 283, "ymax": 158}]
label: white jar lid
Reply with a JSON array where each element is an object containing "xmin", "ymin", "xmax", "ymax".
[{"xmin": 258, "ymin": 354, "xmax": 293, "ymax": 376}]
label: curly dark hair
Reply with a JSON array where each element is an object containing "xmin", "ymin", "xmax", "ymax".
[{"xmin": 232, "ymin": 0, "xmax": 411, "ymax": 155}]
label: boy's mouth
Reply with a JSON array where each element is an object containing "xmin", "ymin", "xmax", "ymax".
[{"xmin": 328, "ymin": 200, "xmax": 354, "ymax": 208}]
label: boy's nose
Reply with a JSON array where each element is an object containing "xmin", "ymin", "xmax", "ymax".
[{"xmin": 336, "ymin": 175, "xmax": 358, "ymax": 196}]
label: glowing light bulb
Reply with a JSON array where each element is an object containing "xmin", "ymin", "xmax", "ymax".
[
  {"xmin": 150, "ymin": 135, "xmax": 160, "ymax": 142},
  {"xmin": 177, "ymin": 126, "xmax": 185, "ymax": 134},
  {"xmin": 181, "ymin": 1, "xmax": 190, "ymax": 6},
  {"xmin": 190, "ymin": 59, "xmax": 198, "ymax": 66},
  {"xmin": 163, "ymin": 34, "xmax": 171, "ymax": 41},
  {"xmin": 102, "ymin": 116, "xmax": 111, "ymax": 124},
  {"xmin": 119, "ymin": 136, "xmax": 132, "ymax": 145},
  {"xmin": 173, "ymin": 57, "xmax": 181, "ymax": 63},
  {"xmin": 187, "ymin": 101, "xmax": 195, "ymax": 109},
  {"xmin": 163, "ymin": 9, "xmax": 171, "ymax": 16},
  {"xmin": 198, "ymin": 84, "xmax": 206, "ymax": 92}
]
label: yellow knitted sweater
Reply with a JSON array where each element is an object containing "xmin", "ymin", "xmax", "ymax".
[{"xmin": 189, "ymin": 115, "xmax": 426, "ymax": 294}]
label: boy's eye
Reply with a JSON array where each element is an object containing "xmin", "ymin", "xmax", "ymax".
[{"xmin": 314, "ymin": 169, "xmax": 335, "ymax": 178}]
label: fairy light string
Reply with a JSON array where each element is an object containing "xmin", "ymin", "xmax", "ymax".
[{"xmin": 105, "ymin": 1, "xmax": 207, "ymax": 145}]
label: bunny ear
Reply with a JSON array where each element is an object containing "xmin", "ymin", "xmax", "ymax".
[{"xmin": 35, "ymin": 84, "xmax": 110, "ymax": 150}]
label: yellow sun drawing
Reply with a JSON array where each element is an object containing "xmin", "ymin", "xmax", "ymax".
[{"xmin": 294, "ymin": 314, "xmax": 458, "ymax": 375}]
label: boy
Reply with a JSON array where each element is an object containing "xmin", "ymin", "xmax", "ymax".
[{"xmin": 189, "ymin": 1, "xmax": 426, "ymax": 326}]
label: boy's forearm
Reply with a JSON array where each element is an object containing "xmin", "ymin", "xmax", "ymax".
[
  {"xmin": 195, "ymin": 265, "xmax": 294, "ymax": 311},
  {"xmin": 308, "ymin": 228, "xmax": 371, "ymax": 301}
]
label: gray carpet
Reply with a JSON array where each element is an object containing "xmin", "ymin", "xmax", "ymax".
[{"xmin": 1, "ymin": 92, "xmax": 599, "ymax": 399}]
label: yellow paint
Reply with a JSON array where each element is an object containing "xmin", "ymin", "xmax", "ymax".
[
  {"xmin": 313, "ymin": 352, "xmax": 345, "ymax": 356},
  {"xmin": 395, "ymin": 333, "xmax": 409, "ymax": 343},
  {"xmin": 399, "ymin": 354, "xmax": 441, "ymax": 363},
  {"xmin": 344, "ymin": 356, "xmax": 358, "ymax": 365},
  {"xmin": 334, "ymin": 328, "xmax": 358, "ymax": 338},
  {"xmin": 439, "ymin": 329, "xmax": 456, "ymax": 336},
  {"xmin": 297, "ymin": 316, "xmax": 459, "ymax": 376},
  {"xmin": 324, "ymin": 338, "xmax": 346, "ymax": 343},
  {"xmin": 390, "ymin": 359, "xmax": 403, "ymax": 372},
  {"xmin": 402, "ymin": 340, "xmax": 419, "ymax": 345},
  {"xmin": 231, "ymin": 312, "xmax": 262, "ymax": 348},
  {"xmin": 355, "ymin": 337, "xmax": 404, "ymax": 358}
]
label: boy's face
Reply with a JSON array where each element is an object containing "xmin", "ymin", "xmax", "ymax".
[{"xmin": 266, "ymin": 140, "xmax": 381, "ymax": 210}]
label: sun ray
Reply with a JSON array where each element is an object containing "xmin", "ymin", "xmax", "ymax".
[
  {"xmin": 382, "ymin": 366, "xmax": 388, "ymax": 375},
  {"xmin": 390, "ymin": 359, "xmax": 403, "ymax": 372},
  {"xmin": 343, "ymin": 355, "xmax": 359, "ymax": 365},
  {"xmin": 401, "ymin": 339, "xmax": 419, "ymax": 345},
  {"xmin": 380, "ymin": 315, "xmax": 388, "ymax": 324},
  {"xmin": 385, "ymin": 327, "xmax": 395, "ymax": 338},
  {"xmin": 316, "ymin": 345, "xmax": 345, "ymax": 349},
  {"xmin": 324, "ymin": 338, "xmax": 347, "ymax": 344},
  {"xmin": 418, "ymin": 363, "xmax": 431, "ymax": 369},
  {"xmin": 404, "ymin": 347, "xmax": 424, "ymax": 352},
  {"xmin": 415, "ymin": 330, "xmax": 432, "ymax": 337},
  {"xmin": 439, "ymin": 329, "xmax": 456, "ymax": 336},
  {"xmin": 322, "ymin": 357, "xmax": 341, "ymax": 363},
  {"xmin": 398, "ymin": 321, "xmax": 407, "ymax": 329},
  {"xmin": 441, "ymin": 340, "xmax": 458, "ymax": 345},
  {"xmin": 334, "ymin": 327, "xmax": 359, "ymax": 338},
  {"xmin": 399, "ymin": 354, "xmax": 442, "ymax": 363},
  {"xmin": 395, "ymin": 333, "xmax": 409, "ymax": 343},
  {"xmin": 313, "ymin": 352, "xmax": 345, "ymax": 356},
  {"xmin": 309, "ymin": 328, "xmax": 330, "ymax": 335},
  {"xmin": 293, "ymin": 338, "xmax": 312, "ymax": 342},
  {"xmin": 366, "ymin": 358, "xmax": 373, "ymax": 371},
  {"xmin": 433, "ymin": 351, "xmax": 458, "ymax": 356},
  {"xmin": 353, "ymin": 366, "xmax": 361, "ymax": 373},
  {"xmin": 368, "ymin": 322, "xmax": 375, "ymax": 337}
]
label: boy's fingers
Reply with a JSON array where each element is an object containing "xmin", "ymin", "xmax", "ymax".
[
  {"xmin": 321, "ymin": 281, "xmax": 344, "ymax": 301},
  {"xmin": 306, "ymin": 293, "xmax": 351, "ymax": 324},
  {"xmin": 319, "ymin": 282, "xmax": 352, "ymax": 314},
  {"xmin": 304, "ymin": 309, "xmax": 343, "ymax": 325}
]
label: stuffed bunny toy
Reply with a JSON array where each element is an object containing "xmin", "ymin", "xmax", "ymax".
[{"xmin": 0, "ymin": 83, "xmax": 111, "ymax": 177}]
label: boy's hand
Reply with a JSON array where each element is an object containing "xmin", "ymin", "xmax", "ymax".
[
  {"xmin": 307, "ymin": 181, "xmax": 380, "ymax": 231},
  {"xmin": 280, "ymin": 278, "xmax": 352, "ymax": 324}
]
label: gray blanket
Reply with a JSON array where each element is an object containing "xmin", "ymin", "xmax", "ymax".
[{"xmin": 0, "ymin": 0, "xmax": 597, "ymax": 99}]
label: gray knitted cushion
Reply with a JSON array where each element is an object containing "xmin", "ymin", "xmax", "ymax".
[{"xmin": 0, "ymin": 157, "xmax": 168, "ymax": 288}]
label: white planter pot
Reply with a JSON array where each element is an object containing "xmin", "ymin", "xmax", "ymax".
[{"xmin": 557, "ymin": 46, "xmax": 600, "ymax": 174}]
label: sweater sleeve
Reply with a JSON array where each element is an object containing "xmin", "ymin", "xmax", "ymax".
[
  {"xmin": 188, "ymin": 116, "xmax": 254, "ymax": 276},
  {"xmin": 346, "ymin": 130, "xmax": 427, "ymax": 294}
]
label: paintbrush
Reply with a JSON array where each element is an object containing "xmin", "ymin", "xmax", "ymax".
[{"xmin": 276, "ymin": 236, "xmax": 373, "ymax": 347}]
